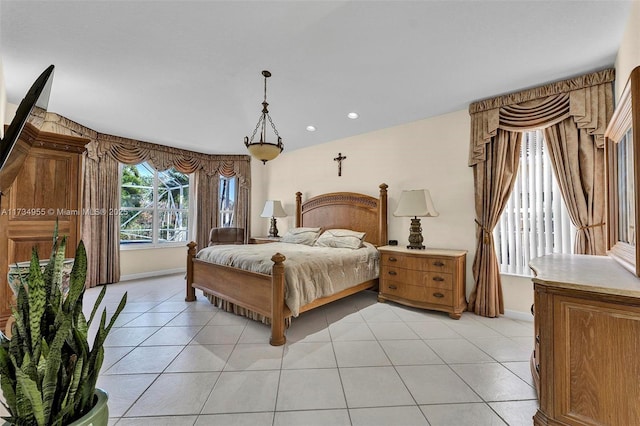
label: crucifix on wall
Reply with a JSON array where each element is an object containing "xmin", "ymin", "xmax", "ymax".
[{"xmin": 334, "ymin": 152, "xmax": 347, "ymax": 176}]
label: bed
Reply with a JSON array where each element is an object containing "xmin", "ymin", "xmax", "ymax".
[{"xmin": 185, "ymin": 183, "xmax": 388, "ymax": 346}]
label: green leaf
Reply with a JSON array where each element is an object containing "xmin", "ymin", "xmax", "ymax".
[
  {"xmin": 15, "ymin": 367, "xmax": 45, "ymax": 425},
  {"xmin": 87, "ymin": 285, "xmax": 107, "ymax": 328},
  {"xmin": 27, "ymin": 248, "xmax": 46, "ymax": 366},
  {"xmin": 64, "ymin": 241, "xmax": 87, "ymax": 313},
  {"xmin": 52, "ymin": 237, "xmax": 67, "ymax": 302},
  {"xmin": 41, "ymin": 315, "xmax": 72, "ymax": 425}
]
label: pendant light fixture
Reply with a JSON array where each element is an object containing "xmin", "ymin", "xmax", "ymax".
[{"xmin": 244, "ymin": 70, "xmax": 284, "ymax": 164}]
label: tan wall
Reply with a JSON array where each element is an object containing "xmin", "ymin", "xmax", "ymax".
[
  {"xmin": 120, "ymin": 246, "xmax": 185, "ymax": 279},
  {"xmin": 615, "ymin": 0, "xmax": 640, "ymax": 100}
]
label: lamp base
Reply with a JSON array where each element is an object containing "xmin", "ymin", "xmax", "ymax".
[
  {"xmin": 406, "ymin": 217, "xmax": 425, "ymax": 250},
  {"xmin": 268, "ymin": 217, "xmax": 279, "ymax": 238}
]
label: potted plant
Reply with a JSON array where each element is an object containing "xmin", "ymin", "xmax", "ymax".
[{"xmin": 0, "ymin": 227, "xmax": 127, "ymax": 426}]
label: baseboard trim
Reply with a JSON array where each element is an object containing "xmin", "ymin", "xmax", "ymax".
[
  {"xmin": 120, "ymin": 268, "xmax": 186, "ymax": 282},
  {"xmin": 504, "ymin": 309, "xmax": 533, "ymax": 322}
]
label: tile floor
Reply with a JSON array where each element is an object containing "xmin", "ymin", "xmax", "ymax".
[{"xmin": 1, "ymin": 273, "xmax": 539, "ymax": 425}]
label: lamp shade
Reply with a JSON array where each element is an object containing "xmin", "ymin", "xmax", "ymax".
[
  {"xmin": 260, "ymin": 200, "xmax": 287, "ymax": 218},
  {"xmin": 247, "ymin": 142, "xmax": 283, "ymax": 164},
  {"xmin": 393, "ymin": 189, "xmax": 439, "ymax": 217}
]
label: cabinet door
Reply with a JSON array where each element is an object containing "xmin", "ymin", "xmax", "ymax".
[
  {"xmin": 552, "ymin": 294, "xmax": 640, "ymax": 425},
  {"xmin": 0, "ymin": 139, "xmax": 85, "ymax": 329}
]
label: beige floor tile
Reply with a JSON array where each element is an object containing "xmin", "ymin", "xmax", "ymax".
[
  {"xmin": 276, "ymin": 368, "xmax": 346, "ymax": 411},
  {"xmin": 104, "ymin": 345, "xmax": 183, "ymax": 374},
  {"xmin": 333, "ymin": 340, "xmax": 391, "ymax": 367},
  {"xmin": 126, "ymin": 372, "xmax": 219, "ymax": 417},
  {"xmin": 396, "ymin": 365, "xmax": 482, "ymax": 404},
  {"xmin": 421, "ymin": 402, "xmax": 507, "ymax": 426},
  {"xmin": 96, "ymin": 374, "xmax": 158, "ymax": 417},
  {"xmin": 489, "ymin": 400, "xmax": 540, "ymax": 426},
  {"xmin": 379, "ymin": 339, "xmax": 443, "ymax": 365},
  {"xmin": 139, "ymin": 326, "xmax": 202, "ymax": 346},
  {"xmin": 202, "ymin": 370, "xmax": 279, "ymax": 414},
  {"xmin": 282, "ymin": 341, "xmax": 337, "ymax": 369},
  {"xmin": 451, "ymin": 363, "xmax": 537, "ymax": 402},
  {"xmin": 340, "ymin": 366, "xmax": 415, "ymax": 408},
  {"xmin": 165, "ymin": 344, "xmax": 233, "ymax": 373},
  {"xmin": 350, "ymin": 406, "xmax": 429, "ymax": 426},
  {"xmin": 224, "ymin": 343, "xmax": 284, "ymax": 371},
  {"xmin": 274, "ymin": 409, "xmax": 351, "ymax": 426},
  {"xmin": 195, "ymin": 412, "xmax": 273, "ymax": 425}
]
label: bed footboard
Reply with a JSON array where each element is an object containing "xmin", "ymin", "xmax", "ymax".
[{"xmin": 185, "ymin": 242, "xmax": 288, "ymax": 346}]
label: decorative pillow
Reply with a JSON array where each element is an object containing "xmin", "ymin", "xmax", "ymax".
[
  {"xmin": 314, "ymin": 229, "xmax": 366, "ymax": 249},
  {"xmin": 280, "ymin": 227, "xmax": 322, "ymax": 245}
]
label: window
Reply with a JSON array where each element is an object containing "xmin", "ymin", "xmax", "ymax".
[
  {"xmin": 219, "ymin": 175, "xmax": 237, "ymax": 227},
  {"xmin": 494, "ymin": 130, "xmax": 575, "ymax": 276},
  {"xmin": 120, "ymin": 162, "xmax": 191, "ymax": 246}
]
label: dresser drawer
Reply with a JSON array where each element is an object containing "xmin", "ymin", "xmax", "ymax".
[
  {"xmin": 381, "ymin": 253, "xmax": 454, "ymax": 273},
  {"xmin": 381, "ymin": 266, "xmax": 452, "ymax": 290},
  {"xmin": 381, "ymin": 281, "xmax": 453, "ymax": 306}
]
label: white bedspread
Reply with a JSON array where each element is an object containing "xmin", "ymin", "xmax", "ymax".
[{"xmin": 196, "ymin": 242, "xmax": 379, "ymax": 316}]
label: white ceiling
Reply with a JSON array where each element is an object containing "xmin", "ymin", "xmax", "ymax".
[{"xmin": 0, "ymin": 1, "xmax": 633, "ymax": 156}]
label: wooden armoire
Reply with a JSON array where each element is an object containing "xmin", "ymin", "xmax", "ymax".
[{"xmin": 0, "ymin": 128, "xmax": 88, "ymax": 329}]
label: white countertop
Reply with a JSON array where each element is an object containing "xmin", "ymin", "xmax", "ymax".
[{"xmin": 529, "ymin": 254, "xmax": 640, "ymax": 299}]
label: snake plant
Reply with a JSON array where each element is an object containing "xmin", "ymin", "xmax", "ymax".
[{"xmin": 0, "ymin": 227, "xmax": 127, "ymax": 425}]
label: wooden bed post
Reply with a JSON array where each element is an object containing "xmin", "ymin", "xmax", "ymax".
[
  {"xmin": 185, "ymin": 241, "xmax": 197, "ymax": 302},
  {"xmin": 270, "ymin": 252, "xmax": 287, "ymax": 346},
  {"xmin": 295, "ymin": 192, "xmax": 302, "ymax": 227},
  {"xmin": 379, "ymin": 183, "xmax": 388, "ymax": 246}
]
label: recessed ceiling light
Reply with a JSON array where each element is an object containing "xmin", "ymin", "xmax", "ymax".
[
  {"xmin": 306, "ymin": 125, "xmax": 316, "ymax": 132},
  {"xmin": 347, "ymin": 112, "xmax": 359, "ymax": 119}
]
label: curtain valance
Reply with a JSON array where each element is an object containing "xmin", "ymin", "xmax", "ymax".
[
  {"xmin": 88, "ymin": 134, "xmax": 250, "ymax": 181},
  {"xmin": 468, "ymin": 68, "xmax": 614, "ymax": 166}
]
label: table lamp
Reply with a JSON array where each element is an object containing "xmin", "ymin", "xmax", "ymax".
[
  {"xmin": 260, "ymin": 200, "xmax": 287, "ymax": 237},
  {"xmin": 393, "ymin": 189, "xmax": 439, "ymax": 249}
]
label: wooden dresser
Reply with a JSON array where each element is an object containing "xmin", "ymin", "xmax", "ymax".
[
  {"xmin": 530, "ymin": 254, "xmax": 640, "ymax": 426},
  {"xmin": 0, "ymin": 131, "xmax": 88, "ymax": 330},
  {"xmin": 377, "ymin": 246, "xmax": 467, "ymax": 319}
]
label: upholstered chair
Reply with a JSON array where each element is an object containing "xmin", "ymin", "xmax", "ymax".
[{"xmin": 208, "ymin": 227, "xmax": 245, "ymax": 246}]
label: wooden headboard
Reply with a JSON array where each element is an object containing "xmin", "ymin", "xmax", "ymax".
[{"xmin": 294, "ymin": 183, "xmax": 388, "ymax": 247}]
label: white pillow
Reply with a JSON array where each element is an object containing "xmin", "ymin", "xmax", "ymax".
[
  {"xmin": 314, "ymin": 229, "xmax": 366, "ymax": 249},
  {"xmin": 280, "ymin": 227, "xmax": 322, "ymax": 245}
]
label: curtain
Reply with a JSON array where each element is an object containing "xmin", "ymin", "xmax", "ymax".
[
  {"xmin": 194, "ymin": 171, "xmax": 219, "ymax": 250},
  {"xmin": 468, "ymin": 130, "xmax": 522, "ymax": 317},
  {"xmin": 194, "ymin": 159, "xmax": 252, "ymax": 249},
  {"xmin": 544, "ymin": 119, "xmax": 606, "ymax": 255},
  {"xmin": 467, "ymin": 68, "xmax": 614, "ymax": 317},
  {"xmin": 82, "ymin": 148, "xmax": 120, "ymax": 287}
]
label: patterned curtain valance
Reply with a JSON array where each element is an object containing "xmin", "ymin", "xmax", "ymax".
[
  {"xmin": 41, "ymin": 112, "xmax": 251, "ymax": 181},
  {"xmin": 468, "ymin": 68, "xmax": 614, "ymax": 166},
  {"xmin": 469, "ymin": 68, "xmax": 615, "ymax": 113}
]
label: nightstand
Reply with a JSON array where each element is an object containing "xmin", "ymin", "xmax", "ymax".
[
  {"xmin": 377, "ymin": 246, "xmax": 467, "ymax": 319},
  {"xmin": 249, "ymin": 236, "xmax": 282, "ymax": 244}
]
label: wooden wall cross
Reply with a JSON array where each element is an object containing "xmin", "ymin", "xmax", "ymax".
[{"xmin": 333, "ymin": 152, "xmax": 347, "ymax": 176}]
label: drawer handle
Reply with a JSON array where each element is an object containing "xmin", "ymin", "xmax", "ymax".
[
  {"xmin": 531, "ymin": 304, "xmax": 535, "ymax": 316},
  {"xmin": 433, "ymin": 261, "xmax": 445, "ymax": 267},
  {"xmin": 433, "ymin": 292, "xmax": 445, "ymax": 298},
  {"xmin": 535, "ymin": 335, "xmax": 540, "ymax": 344},
  {"xmin": 388, "ymin": 285, "xmax": 397, "ymax": 290},
  {"xmin": 388, "ymin": 257, "xmax": 397, "ymax": 262},
  {"xmin": 388, "ymin": 271, "xmax": 397, "ymax": 276},
  {"xmin": 432, "ymin": 276, "xmax": 445, "ymax": 282},
  {"xmin": 535, "ymin": 364, "xmax": 540, "ymax": 374}
]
